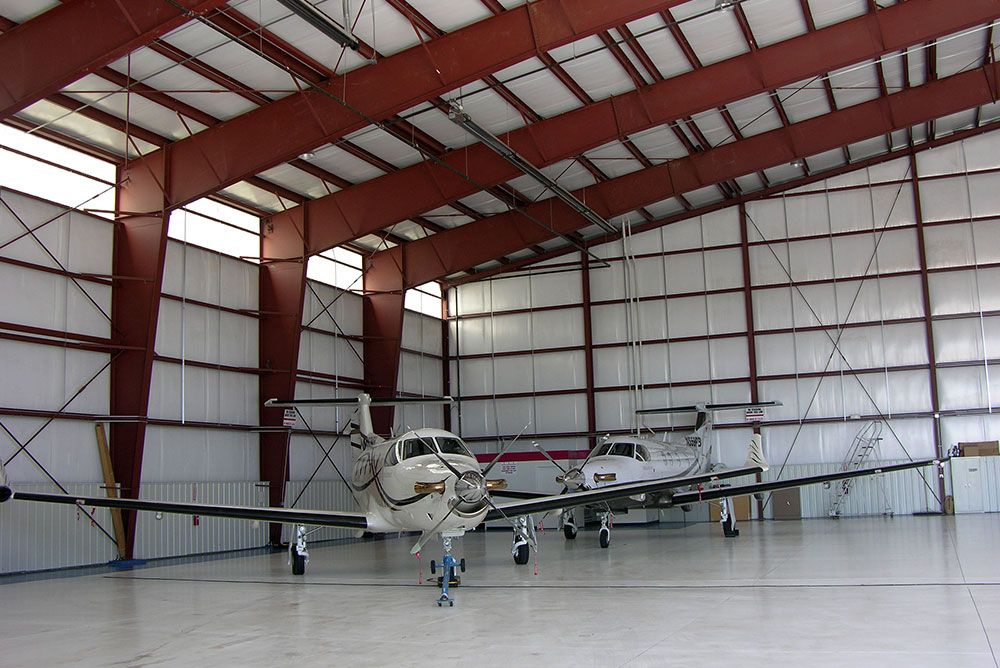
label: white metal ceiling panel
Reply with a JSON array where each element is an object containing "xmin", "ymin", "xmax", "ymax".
[
  {"xmin": 804, "ymin": 147, "xmax": 846, "ymax": 174},
  {"xmin": 607, "ymin": 28, "xmax": 655, "ymax": 86},
  {"xmin": 644, "ymin": 196, "xmax": 686, "ymax": 218},
  {"xmin": 762, "ymin": 162, "xmax": 805, "ymax": 185},
  {"xmin": 725, "ymin": 93, "xmax": 784, "ymax": 137},
  {"xmin": 734, "ymin": 172, "xmax": 765, "ymax": 193},
  {"xmin": 256, "ymin": 163, "xmax": 330, "ymax": 199},
  {"xmin": 386, "ymin": 219, "xmax": 431, "ymax": 241},
  {"xmin": 828, "ymin": 61, "xmax": 881, "ymax": 109},
  {"xmin": 0, "ymin": 0, "xmax": 57, "ymax": 23},
  {"xmin": 845, "ymin": 135, "xmax": 887, "ymax": 162},
  {"xmin": 628, "ymin": 124, "xmax": 689, "ymax": 163},
  {"xmin": 625, "ymin": 13, "xmax": 694, "ymax": 79},
  {"xmin": 805, "ymin": 0, "xmax": 867, "ymax": 30},
  {"xmin": 106, "ymin": 47, "xmax": 258, "ymax": 121},
  {"xmin": 418, "ymin": 205, "xmax": 474, "ymax": 229},
  {"xmin": 345, "ymin": 0, "xmax": 428, "ymax": 56},
  {"xmin": 880, "ymin": 51, "xmax": 906, "ymax": 93},
  {"xmin": 16, "ymin": 100, "xmax": 159, "ymax": 158},
  {"xmin": 682, "ymin": 185, "xmax": 724, "ymax": 207},
  {"xmin": 451, "ymin": 84, "xmax": 528, "ymax": 136},
  {"xmin": 669, "ymin": 1, "xmax": 750, "ymax": 67},
  {"xmin": 549, "ymin": 36, "xmax": 636, "ymax": 101},
  {"xmin": 505, "ymin": 159, "xmax": 597, "ymax": 203},
  {"xmin": 494, "ymin": 58, "xmax": 582, "ymax": 119},
  {"xmin": 740, "ymin": 0, "xmax": 808, "ymax": 48},
  {"xmin": 307, "ymin": 143, "xmax": 383, "ymax": 184},
  {"xmin": 934, "ymin": 110, "xmax": 978, "ymax": 139},
  {"xmin": 261, "ymin": 6, "xmax": 371, "ymax": 76},
  {"xmin": 220, "ymin": 180, "xmax": 292, "ymax": 213},
  {"xmin": 61, "ymin": 75, "xmax": 210, "ymax": 142},
  {"xmin": 585, "ymin": 141, "xmax": 643, "ymax": 179},
  {"xmin": 408, "ymin": 0, "xmax": 492, "ymax": 33},
  {"xmin": 936, "ymin": 28, "xmax": 990, "ymax": 79},
  {"xmin": 690, "ymin": 108, "xmax": 735, "ymax": 148},
  {"xmin": 181, "ymin": 40, "xmax": 296, "ymax": 104},
  {"xmin": 404, "ymin": 105, "xmax": 474, "ymax": 150},
  {"xmin": 905, "ymin": 45, "xmax": 927, "ymax": 88},
  {"xmin": 456, "ymin": 191, "xmax": 509, "ymax": 216},
  {"xmin": 980, "ymin": 102, "xmax": 1000, "ymax": 126},
  {"xmin": 779, "ymin": 78, "xmax": 831, "ymax": 123},
  {"xmin": 343, "ymin": 125, "xmax": 423, "ymax": 168}
]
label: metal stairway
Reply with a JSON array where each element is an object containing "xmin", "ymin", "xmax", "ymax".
[{"xmin": 828, "ymin": 420, "xmax": 893, "ymax": 518}]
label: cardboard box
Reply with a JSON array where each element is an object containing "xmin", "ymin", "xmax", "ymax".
[
  {"xmin": 959, "ymin": 441, "xmax": 999, "ymax": 457},
  {"xmin": 771, "ymin": 487, "xmax": 801, "ymax": 520}
]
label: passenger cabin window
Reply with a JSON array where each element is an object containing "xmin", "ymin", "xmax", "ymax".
[
  {"xmin": 436, "ymin": 437, "xmax": 473, "ymax": 458},
  {"xmin": 401, "ymin": 438, "xmax": 434, "ymax": 460}
]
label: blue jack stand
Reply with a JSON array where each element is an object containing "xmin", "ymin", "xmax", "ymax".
[{"xmin": 432, "ymin": 536, "xmax": 466, "ymax": 607}]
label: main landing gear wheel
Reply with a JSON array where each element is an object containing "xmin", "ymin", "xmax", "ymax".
[
  {"xmin": 563, "ymin": 523, "xmax": 577, "ymax": 540},
  {"xmin": 599, "ymin": 527, "xmax": 611, "ymax": 549},
  {"xmin": 513, "ymin": 542, "xmax": 530, "ymax": 565},
  {"xmin": 291, "ymin": 546, "xmax": 306, "ymax": 575}
]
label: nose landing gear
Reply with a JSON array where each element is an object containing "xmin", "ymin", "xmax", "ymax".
[
  {"xmin": 289, "ymin": 525, "xmax": 309, "ymax": 575},
  {"xmin": 598, "ymin": 511, "xmax": 612, "ymax": 549},
  {"xmin": 511, "ymin": 515, "xmax": 536, "ymax": 565}
]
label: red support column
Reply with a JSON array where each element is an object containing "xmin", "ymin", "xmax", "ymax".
[
  {"xmin": 739, "ymin": 204, "xmax": 765, "ymax": 520},
  {"xmin": 442, "ymin": 296, "xmax": 452, "ymax": 431},
  {"xmin": 909, "ymin": 154, "xmax": 947, "ymax": 511},
  {"xmin": 258, "ymin": 206, "xmax": 309, "ymax": 544},
  {"xmin": 581, "ymin": 254, "xmax": 598, "ymax": 450},
  {"xmin": 110, "ymin": 153, "xmax": 172, "ymax": 558},
  {"xmin": 363, "ymin": 248, "xmax": 406, "ymax": 434}
]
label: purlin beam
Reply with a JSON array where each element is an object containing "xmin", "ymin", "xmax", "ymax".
[
  {"xmin": 291, "ymin": 0, "xmax": 1000, "ymax": 255},
  {"xmin": 0, "ymin": 0, "xmax": 232, "ymax": 120},
  {"xmin": 399, "ymin": 60, "xmax": 1000, "ymax": 285}
]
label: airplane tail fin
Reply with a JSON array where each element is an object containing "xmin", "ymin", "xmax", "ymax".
[{"xmin": 745, "ymin": 434, "xmax": 769, "ymax": 472}]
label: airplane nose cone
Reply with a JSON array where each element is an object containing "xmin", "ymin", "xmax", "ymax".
[
  {"xmin": 557, "ymin": 467, "xmax": 585, "ymax": 490},
  {"xmin": 454, "ymin": 470, "xmax": 486, "ymax": 504}
]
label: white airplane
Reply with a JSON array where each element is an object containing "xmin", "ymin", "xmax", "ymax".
[
  {"xmin": 535, "ymin": 401, "xmax": 938, "ymax": 547},
  {"xmin": 0, "ymin": 395, "xmax": 938, "ymax": 606}
]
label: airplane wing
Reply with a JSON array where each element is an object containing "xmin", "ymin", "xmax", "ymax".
[
  {"xmin": 4, "ymin": 489, "xmax": 368, "ymax": 530},
  {"xmin": 485, "ymin": 464, "xmax": 764, "ymax": 521},
  {"xmin": 666, "ymin": 458, "xmax": 941, "ymax": 507}
]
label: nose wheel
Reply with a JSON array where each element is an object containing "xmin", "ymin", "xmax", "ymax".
[
  {"xmin": 511, "ymin": 515, "xmax": 536, "ymax": 565},
  {"xmin": 598, "ymin": 511, "xmax": 612, "ymax": 549},
  {"xmin": 561, "ymin": 510, "xmax": 577, "ymax": 539}
]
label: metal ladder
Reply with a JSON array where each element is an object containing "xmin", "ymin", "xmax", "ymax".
[{"xmin": 829, "ymin": 421, "xmax": 893, "ymax": 518}]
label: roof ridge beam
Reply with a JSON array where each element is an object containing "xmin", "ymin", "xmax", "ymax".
[
  {"xmin": 288, "ymin": 0, "xmax": 1000, "ymax": 254},
  {"xmin": 0, "ymin": 0, "xmax": 231, "ymax": 119},
  {"xmin": 397, "ymin": 58, "xmax": 1000, "ymax": 284}
]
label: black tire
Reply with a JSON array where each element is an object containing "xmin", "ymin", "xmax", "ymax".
[
  {"xmin": 291, "ymin": 547, "xmax": 306, "ymax": 575},
  {"xmin": 430, "ymin": 560, "xmax": 437, "ymax": 574},
  {"xmin": 599, "ymin": 528, "xmax": 610, "ymax": 549},
  {"xmin": 512, "ymin": 543, "xmax": 530, "ymax": 565},
  {"xmin": 563, "ymin": 524, "xmax": 577, "ymax": 540},
  {"xmin": 459, "ymin": 558, "xmax": 466, "ymax": 573}
]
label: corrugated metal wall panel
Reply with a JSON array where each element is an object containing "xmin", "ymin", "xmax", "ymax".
[
  {"xmin": 0, "ymin": 484, "xmax": 118, "ymax": 573},
  {"xmin": 281, "ymin": 480, "xmax": 358, "ymax": 543},
  {"xmin": 133, "ymin": 481, "xmax": 269, "ymax": 560}
]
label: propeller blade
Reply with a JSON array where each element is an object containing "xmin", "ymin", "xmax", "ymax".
[
  {"xmin": 409, "ymin": 502, "xmax": 459, "ymax": 555},
  {"xmin": 531, "ymin": 441, "xmax": 567, "ymax": 474},
  {"xmin": 482, "ymin": 421, "xmax": 532, "ymax": 477}
]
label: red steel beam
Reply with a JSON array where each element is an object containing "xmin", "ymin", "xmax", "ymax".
[
  {"xmin": 133, "ymin": 0, "xmax": 696, "ymax": 208},
  {"xmin": 399, "ymin": 60, "xmax": 1000, "ymax": 285},
  {"xmin": 363, "ymin": 247, "xmax": 406, "ymax": 433},
  {"xmin": 109, "ymin": 155, "xmax": 171, "ymax": 559},
  {"xmin": 258, "ymin": 204, "xmax": 308, "ymax": 544},
  {"xmin": 294, "ymin": 0, "xmax": 999, "ymax": 254},
  {"xmin": 0, "ymin": 0, "xmax": 231, "ymax": 119}
]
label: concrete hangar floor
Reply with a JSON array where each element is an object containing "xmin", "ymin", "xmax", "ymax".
[{"xmin": 1, "ymin": 516, "xmax": 998, "ymax": 667}]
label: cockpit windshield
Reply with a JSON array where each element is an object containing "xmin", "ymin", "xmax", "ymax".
[
  {"xmin": 594, "ymin": 442, "xmax": 647, "ymax": 460},
  {"xmin": 397, "ymin": 436, "xmax": 475, "ymax": 461},
  {"xmin": 435, "ymin": 437, "xmax": 474, "ymax": 458}
]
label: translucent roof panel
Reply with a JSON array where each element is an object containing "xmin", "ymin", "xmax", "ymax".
[
  {"xmin": 628, "ymin": 125, "xmax": 690, "ymax": 163},
  {"xmin": 624, "ymin": 13, "xmax": 695, "ymax": 79},
  {"xmin": 740, "ymin": 0, "xmax": 809, "ymax": 48},
  {"xmin": 779, "ymin": 78, "xmax": 832, "ymax": 123},
  {"xmin": 494, "ymin": 58, "xmax": 583, "ymax": 119},
  {"xmin": 61, "ymin": 74, "xmax": 210, "ymax": 142},
  {"xmin": 725, "ymin": 93, "xmax": 785, "ymax": 137},
  {"xmin": 806, "ymin": 0, "xmax": 868, "ymax": 30},
  {"xmin": 828, "ymin": 61, "xmax": 882, "ymax": 109},
  {"xmin": 343, "ymin": 125, "xmax": 424, "ymax": 169},
  {"xmin": 585, "ymin": 141, "xmax": 644, "ymax": 179},
  {"xmin": 549, "ymin": 36, "xmax": 636, "ymax": 101},
  {"xmin": 669, "ymin": 1, "xmax": 750, "ymax": 67},
  {"xmin": 407, "ymin": 0, "xmax": 493, "ymax": 33}
]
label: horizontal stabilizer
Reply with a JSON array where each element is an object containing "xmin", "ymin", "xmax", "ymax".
[{"xmin": 637, "ymin": 401, "xmax": 781, "ymax": 416}]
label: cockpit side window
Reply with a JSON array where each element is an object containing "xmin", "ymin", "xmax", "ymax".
[
  {"xmin": 634, "ymin": 445, "xmax": 649, "ymax": 462},
  {"xmin": 608, "ymin": 443, "xmax": 635, "ymax": 458},
  {"xmin": 384, "ymin": 444, "xmax": 400, "ymax": 466},
  {"xmin": 401, "ymin": 438, "xmax": 435, "ymax": 460},
  {"xmin": 435, "ymin": 437, "xmax": 473, "ymax": 458}
]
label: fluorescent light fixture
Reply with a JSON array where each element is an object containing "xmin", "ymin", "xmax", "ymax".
[
  {"xmin": 790, "ymin": 157, "xmax": 805, "ymax": 169},
  {"xmin": 299, "ymin": 151, "xmax": 316, "ymax": 160},
  {"xmin": 448, "ymin": 101, "xmax": 618, "ymax": 235},
  {"xmin": 715, "ymin": 0, "xmax": 737, "ymax": 11},
  {"xmin": 276, "ymin": 0, "xmax": 359, "ymax": 50}
]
